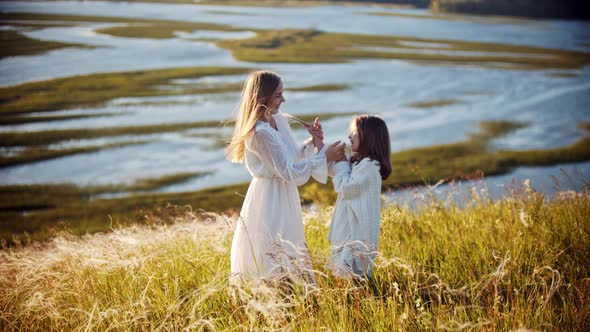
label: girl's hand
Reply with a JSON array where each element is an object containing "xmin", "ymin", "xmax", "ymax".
[
  {"xmin": 307, "ymin": 117, "xmax": 324, "ymax": 149},
  {"xmin": 325, "ymin": 141, "xmax": 346, "ymax": 162}
]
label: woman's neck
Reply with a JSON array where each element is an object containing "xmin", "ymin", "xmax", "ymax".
[{"xmin": 260, "ymin": 116, "xmax": 277, "ymax": 130}]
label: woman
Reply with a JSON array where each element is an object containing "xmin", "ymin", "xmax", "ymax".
[{"xmin": 226, "ymin": 70, "xmax": 344, "ymax": 284}]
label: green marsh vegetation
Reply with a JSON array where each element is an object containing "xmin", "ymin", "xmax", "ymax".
[
  {"xmin": 0, "ymin": 140, "xmax": 152, "ymax": 168},
  {"xmin": 94, "ymin": 19, "xmax": 239, "ymax": 39},
  {"xmin": 367, "ymin": 10, "xmax": 540, "ymax": 25},
  {"xmin": 0, "ymin": 188, "xmax": 588, "ymax": 330},
  {"xmin": 0, "ymin": 66, "xmax": 251, "ymax": 116},
  {"xmin": 2, "ymin": 121, "xmax": 589, "ymax": 245},
  {"xmin": 0, "ymin": 112, "xmax": 122, "ymax": 125},
  {"xmin": 0, "ymin": 181, "xmax": 247, "ymax": 245},
  {"xmin": 0, "ymin": 12, "xmax": 239, "ymax": 35},
  {"xmin": 301, "ymin": 120, "xmax": 590, "ymax": 204},
  {"xmin": 5, "ymin": 11, "xmax": 589, "ymax": 72},
  {"xmin": 0, "ymin": 30, "xmax": 91, "ymax": 59},
  {"xmin": 407, "ymin": 99, "xmax": 461, "ymax": 108},
  {"xmin": 0, "ymin": 120, "xmax": 230, "ymax": 147},
  {"xmin": 216, "ymin": 29, "xmax": 590, "ymax": 69},
  {"xmin": 0, "ymin": 12, "xmax": 238, "ymax": 58},
  {"xmin": 287, "ymin": 84, "xmax": 350, "ymax": 92},
  {"xmin": 0, "ymin": 64, "xmax": 350, "ymax": 129},
  {"xmin": 549, "ymin": 72, "xmax": 580, "ymax": 78},
  {"xmin": 0, "ymin": 111, "xmax": 356, "ymax": 148},
  {"xmin": 0, "ymin": 99, "xmax": 355, "ymax": 166},
  {"xmin": 124, "ymin": 0, "xmax": 418, "ymax": 8}
]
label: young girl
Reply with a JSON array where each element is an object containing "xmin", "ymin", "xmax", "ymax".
[
  {"xmin": 226, "ymin": 70, "xmax": 345, "ymax": 284},
  {"xmin": 328, "ymin": 115, "xmax": 391, "ymax": 280}
]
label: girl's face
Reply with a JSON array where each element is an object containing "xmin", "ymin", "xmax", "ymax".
[
  {"xmin": 349, "ymin": 125, "xmax": 361, "ymax": 153},
  {"xmin": 266, "ymin": 82, "xmax": 285, "ymax": 114}
]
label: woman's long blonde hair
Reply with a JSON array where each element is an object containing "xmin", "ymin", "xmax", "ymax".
[{"xmin": 226, "ymin": 70, "xmax": 282, "ymax": 163}]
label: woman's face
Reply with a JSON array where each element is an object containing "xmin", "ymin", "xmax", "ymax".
[
  {"xmin": 266, "ymin": 82, "xmax": 285, "ymax": 114},
  {"xmin": 349, "ymin": 125, "xmax": 361, "ymax": 153}
]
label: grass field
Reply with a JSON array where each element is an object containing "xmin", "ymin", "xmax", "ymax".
[{"xmin": 0, "ymin": 186, "xmax": 588, "ymax": 330}]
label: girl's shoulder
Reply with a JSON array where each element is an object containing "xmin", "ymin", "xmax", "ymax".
[{"xmin": 353, "ymin": 158, "xmax": 381, "ymax": 171}]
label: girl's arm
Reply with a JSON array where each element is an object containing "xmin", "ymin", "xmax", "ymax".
[
  {"xmin": 249, "ymin": 125, "xmax": 327, "ymax": 185},
  {"xmin": 332, "ymin": 159, "xmax": 379, "ymax": 199}
]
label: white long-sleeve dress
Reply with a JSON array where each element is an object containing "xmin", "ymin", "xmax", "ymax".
[
  {"xmin": 328, "ymin": 158, "xmax": 382, "ymax": 279},
  {"xmin": 230, "ymin": 113, "xmax": 327, "ymax": 283}
]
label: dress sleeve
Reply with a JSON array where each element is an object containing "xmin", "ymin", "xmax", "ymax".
[
  {"xmin": 301, "ymin": 138, "xmax": 329, "ymax": 183},
  {"xmin": 249, "ymin": 125, "xmax": 328, "ymax": 185},
  {"xmin": 300, "ymin": 137, "xmax": 314, "ymax": 159},
  {"xmin": 332, "ymin": 159, "xmax": 378, "ymax": 199}
]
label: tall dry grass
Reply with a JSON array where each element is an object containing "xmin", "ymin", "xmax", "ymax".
[{"xmin": 1, "ymin": 181, "xmax": 589, "ymax": 331}]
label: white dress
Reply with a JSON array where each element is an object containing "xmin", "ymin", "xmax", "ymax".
[
  {"xmin": 230, "ymin": 113, "xmax": 327, "ymax": 283},
  {"xmin": 328, "ymin": 158, "xmax": 382, "ymax": 279}
]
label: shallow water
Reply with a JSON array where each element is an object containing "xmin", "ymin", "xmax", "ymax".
[
  {"xmin": 387, "ymin": 161, "xmax": 590, "ymax": 207},
  {"xmin": 1, "ymin": 1, "xmax": 589, "ymax": 194}
]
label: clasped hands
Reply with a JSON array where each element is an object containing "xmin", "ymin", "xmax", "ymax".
[{"xmin": 307, "ymin": 117, "xmax": 347, "ymax": 162}]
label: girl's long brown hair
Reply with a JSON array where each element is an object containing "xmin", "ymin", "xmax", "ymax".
[
  {"xmin": 226, "ymin": 70, "xmax": 282, "ymax": 163},
  {"xmin": 350, "ymin": 115, "xmax": 392, "ymax": 180}
]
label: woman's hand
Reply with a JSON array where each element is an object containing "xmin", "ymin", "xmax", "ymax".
[
  {"xmin": 307, "ymin": 117, "xmax": 324, "ymax": 150},
  {"xmin": 325, "ymin": 141, "xmax": 346, "ymax": 162}
]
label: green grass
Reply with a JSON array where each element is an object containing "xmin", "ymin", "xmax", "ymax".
[
  {"xmin": 407, "ymin": 99, "xmax": 460, "ymax": 108},
  {"xmin": 216, "ymin": 29, "xmax": 590, "ymax": 70},
  {"xmin": 0, "ymin": 30, "xmax": 92, "ymax": 58},
  {"xmin": 0, "ymin": 140, "xmax": 151, "ymax": 168},
  {"xmin": 0, "ymin": 66, "xmax": 251, "ymax": 116},
  {"xmin": 2, "ymin": 121, "xmax": 590, "ymax": 245},
  {"xmin": 0, "ymin": 188, "xmax": 588, "ymax": 330}
]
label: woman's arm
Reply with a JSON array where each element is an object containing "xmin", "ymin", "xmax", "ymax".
[{"xmin": 249, "ymin": 125, "xmax": 327, "ymax": 185}]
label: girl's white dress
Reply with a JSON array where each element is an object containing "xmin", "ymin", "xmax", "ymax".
[
  {"xmin": 328, "ymin": 158, "xmax": 382, "ymax": 279},
  {"xmin": 230, "ymin": 113, "xmax": 327, "ymax": 283}
]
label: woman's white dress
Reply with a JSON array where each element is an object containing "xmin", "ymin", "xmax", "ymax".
[
  {"xmin": 230, "ymin": 113, "xmax": 327, "ymax": 283},
  {"xmin": 328, "ymin": 158, "xmax": 382, "ymax": 279}
]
